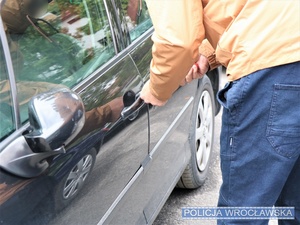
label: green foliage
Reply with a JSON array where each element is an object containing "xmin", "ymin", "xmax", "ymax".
[
  {"xmin": 18, "ymin": 27, "xmax": 84, "ymax": 84},
  {"xmin": 16, "ymin": 0, "xmax": 112, "ymax": 85},
  {"xmin": 47, "ymin": 0, "xmax": 106, "ymax": 35},
  {"xmin": 121, "ymin": 0, "xmax": 129, "ymax": 12}
]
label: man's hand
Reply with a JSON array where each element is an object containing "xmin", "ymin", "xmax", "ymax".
[
  {"xmin": 180, "ymin": 55, "xmax": 210, "ymax": 86},
  {"xmin": 140, "ymin": 80, "xmax": 167, "ymax": 106}
]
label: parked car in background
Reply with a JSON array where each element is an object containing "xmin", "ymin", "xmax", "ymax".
[{"xmin": 0, "ymin": 0, "xmax": 220, "ymax": 224}]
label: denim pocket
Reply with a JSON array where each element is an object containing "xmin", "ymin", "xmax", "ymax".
[
  {"xmin": 217, "ymin": 82, "xmax": 233, "ymax": 109},
  {"xmin": 217, "ymin": 78, "xmax": 247, "ymax": 110},
  {"xmin": 266, "ymin": 84, "xmax": 300, "ymax": 158}
]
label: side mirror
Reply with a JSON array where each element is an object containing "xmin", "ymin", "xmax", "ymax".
[
  {"xmin": 0, "ymin": 88, "xmax": 85, "ymax": 178},
  {"xmin": 25, "ymin": 88, "xmax": 85, "ymax": 152}
]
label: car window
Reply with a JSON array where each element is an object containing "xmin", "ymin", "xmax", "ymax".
[
  {"xmin": 1, "ymin": 0, "xmax": 115, "ymax": 125},
  {"xmin": 0, "ymin": 38, "xmax": 16, "ymax": 141},
  {"xmin": 121, "ymin": 0, "xmax": 152, "ymax": 41}
]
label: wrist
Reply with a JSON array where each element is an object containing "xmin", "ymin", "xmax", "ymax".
[{"xmin": 199, "ymin": 39, "xmax": 219, "ymax": 70}]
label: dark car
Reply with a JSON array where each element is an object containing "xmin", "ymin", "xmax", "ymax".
[{"xmin": 0, "ymin": 0, "xmax": 220, "ymax": 224}]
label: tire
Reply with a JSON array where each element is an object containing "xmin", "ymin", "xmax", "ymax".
[
  {"xmin": 221, "ymin": 66, "xmax": 226, "ymax": 74},
  {"xmin": 54, "ymin": 149, "xmax": 96, "ymax": 211},
  {"xmin": 177, "ymin": 75, "xmax": 215, "ymax": 189}
]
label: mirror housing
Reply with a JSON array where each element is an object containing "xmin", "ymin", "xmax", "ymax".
[
  {"xmin": 25, "ymin": 88, "xmax": 85, "ymax": 152},
  {"xmin": 0, "ymin": 88, "xmax": 85, "ymax": 178}
]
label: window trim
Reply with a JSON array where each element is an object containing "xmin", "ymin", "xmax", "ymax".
[
  {"xmin": 104, "ymin": 0, "xmax": 119, "ymax": 55},
  {"xmin": 0, "ymin": 16, "xmax": 21, "ymax": 129}
]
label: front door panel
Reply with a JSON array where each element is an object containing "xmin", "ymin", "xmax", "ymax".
[{"xmin": 0, "ymin": 0, "xmax": 149, "ymax": 224}]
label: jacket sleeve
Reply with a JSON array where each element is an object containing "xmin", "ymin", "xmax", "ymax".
[
  {"xmin": 199, "ymin": 0, "xmax": 245, "ymax": 70},
  {"xmin": 146, "ymin": 0, "xmax": 205, "ymax": 101},
  {"xmin": 199, "ymin": 39, "xmax": 219, "ymax": 70}
]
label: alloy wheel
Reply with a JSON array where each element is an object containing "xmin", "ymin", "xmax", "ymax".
[
  {"xmin": 195, "ymin": 90, "xmax": 214, "ymax": 172},
  {"xmin": 62, "ymin": 154, "xmax": 93, "ymax": 199}
]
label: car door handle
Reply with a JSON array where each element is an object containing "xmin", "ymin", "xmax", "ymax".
[{"xmin": 121, "ymin": 96, "xmax": 144, "ymax": 119}]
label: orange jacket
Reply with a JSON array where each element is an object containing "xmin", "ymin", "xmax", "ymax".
[{"xmin": 146, "ymin": 0, "xmax": 300, "ymax": 101}]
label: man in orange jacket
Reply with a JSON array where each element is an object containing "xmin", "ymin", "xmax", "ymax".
[{"xmin": 141, "ymin": 1, "xmax": 300, "ymax": 224}]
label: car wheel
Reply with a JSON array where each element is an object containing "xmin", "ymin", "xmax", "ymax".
[
  {"xmin": 54, "ymin": 149, "xmax": 96, "ymax": 210},
  {"xmin": 177, "ymin": 75, "xmax": 215, "ymax": 189}
]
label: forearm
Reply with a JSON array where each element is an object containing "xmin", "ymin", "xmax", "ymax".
[{"xmin": 146, "ymin": 0, "xmax": 205, "ymax": 101}]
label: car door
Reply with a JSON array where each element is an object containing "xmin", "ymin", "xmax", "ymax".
[
  {"xmin": 0, "ymin": 0, "xmax": 149, "ymax": 224},
  {"xmin": 98, "ymin": 1, "xmax": 197, "ymax": 224}
]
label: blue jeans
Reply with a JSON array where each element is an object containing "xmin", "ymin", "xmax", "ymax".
[{"xmin": 217, "ymin": 62, "xmax": 300, "ymax": 225}]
